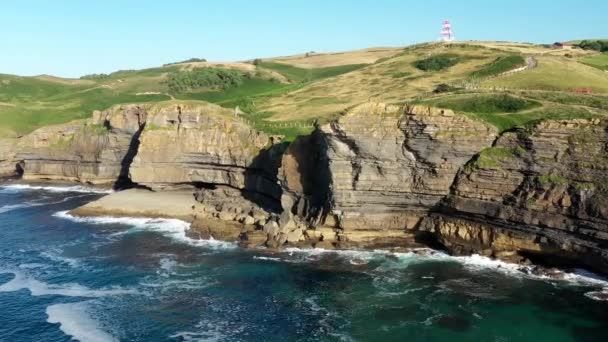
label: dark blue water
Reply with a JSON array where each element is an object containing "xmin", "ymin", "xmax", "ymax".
[{"xmin": 1, "ymin": 184, "xmax": 607, "ymax": 342}]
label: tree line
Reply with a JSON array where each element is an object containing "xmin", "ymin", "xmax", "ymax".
[
  {"xmin": 576, "ymin": 40, "xmax": 608, "ymax": 52},
  {"xmin": 167, "ymin": 68, "xmax": 246, "ymax": 94}
]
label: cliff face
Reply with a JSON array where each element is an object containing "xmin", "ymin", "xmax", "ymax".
[
  {"xmin": 319, "ymin": 103, "xmax": 496, "ymax": 236},
  {"xmin": 11, "ymin": 105, "xmax": 144, "ymax": 185},
  {"xmin": 4, "ymin": 99, "xmax": 608, "ymax": 273},
  {"xmin": 422, "ymin": 119, "xmax": 608, "ymax": 273},
  {"xmin": 129, "ymin": 102, "xmax": 281, "ymax": 200},
  {"xmin": 0, "ymin": 138, "xmax": 17, "ymax": 178}
]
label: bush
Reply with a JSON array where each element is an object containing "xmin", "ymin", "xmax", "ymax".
[
  {"xmin": 433, "ymin": 83, "xmax": 456, "ymax": 93},
  {"xmin": 163, "ymin": 58, "xmax": 207, "ymax": 66},
  {"xmin": 167, "ymin": 68, "xmax": 245, "ymax": 94},
  {"xmin": 80, "ymin": 73, "xmax": 110, "ymax": 80},
  {"xmin": 470, "ymin": 55, "xmax": 525, "ymax": 78},
  {"xmin": 576, "ymin": 40, "xmax": 608, "ymax": 52},
  {"xmin": 414, "ymin": 54, "xmax": 459, "ymax": 71},
  {"xmin": 429, "ymin": 94, "xmax": 541, "ymax": 114}
]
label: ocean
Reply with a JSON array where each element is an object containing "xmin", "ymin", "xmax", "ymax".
[{"xmin": 0, "ymin": 184, "xmax": 607, "ymax": 342}]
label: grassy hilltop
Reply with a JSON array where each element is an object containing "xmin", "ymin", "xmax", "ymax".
[{"xmin": 1, "ymin": 41, "xmax": 608, "ymax": 140}]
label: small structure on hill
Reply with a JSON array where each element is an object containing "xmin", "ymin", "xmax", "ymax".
[
  {"xmin": 552, "ymin": 42, "xmax": 574, "ymax": 50},
  {"xmin": 440, "ymin": 20, "xmax": 455, "ymax": 42}
]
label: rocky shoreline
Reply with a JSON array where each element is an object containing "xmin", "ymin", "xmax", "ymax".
[{"xmin": 1, "ymin": 100, "xmax": 608, "ymax": 275}]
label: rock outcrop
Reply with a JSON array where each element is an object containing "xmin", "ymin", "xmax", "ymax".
[
  {"xmin": 317, "ymin": 103, "xmax": 496, "ymax": 245},
  {"xmin": 422, "ymin": 119, "xmax": 608, "ymax": 273},
  {"xmin": 11, "ymin": 105, "xmax": 144, "ymax": 185},
  {"xmin": 0, "ymin": 138, "xmax": 18, "ymax": 178},
  {"xmin": 129, "ymin": 102, "xmax": 282, "ymax": 201}
]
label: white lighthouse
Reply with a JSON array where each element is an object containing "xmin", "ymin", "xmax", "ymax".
[{"xmin": 440, "ymin": 20, "xmax": 455, "ymax": 42}]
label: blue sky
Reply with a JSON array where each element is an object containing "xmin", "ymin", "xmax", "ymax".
[{"xmin": 1, "ymin": 0, "xmax": 606, "ymax": 77}]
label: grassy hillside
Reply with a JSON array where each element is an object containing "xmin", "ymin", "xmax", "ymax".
[
  {"xmin": 417, "ymin": 92, "xmax": 605, "ymax": 132},
  {"xmin": 580, "ymin": 53, "xmax": 608, "ymax": 71},
  {"xmin": 481, "ymin": 56, "xmax": 608, "ymax": 93},
  {"xmin": 2, "ymin": 41, "xmax": 608, "ymax": 139}
]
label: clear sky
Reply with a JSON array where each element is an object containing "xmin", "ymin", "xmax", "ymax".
[{"xmin": 1, "ymin": 0, "xmax": 606, "ymax": 77}]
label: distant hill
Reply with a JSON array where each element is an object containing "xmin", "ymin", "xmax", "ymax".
[{"xmin": 1, "ymin": 41, "xmax": 608, "ymax": 138}]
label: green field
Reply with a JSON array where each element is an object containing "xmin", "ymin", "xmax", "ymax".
[
  {"xmin": 2, "ymin": 41, "xmax": 608, "ymax": 139},
  {"xmin": 482, "ymin": 56, "xmax": 608, "ymax": 93},
  {"xmin": 580, "ymin": 53, "xmax": 608, "ymax": 71},
  {"xmin": 418, "ymin": 92, "xmax": 603, "ymax": 132},
  {"xmin": 259, "ymin": 62, "xmax": 368, "ymax": 83}
]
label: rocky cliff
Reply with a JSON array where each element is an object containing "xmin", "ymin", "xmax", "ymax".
[
  {"xmin": 3, "ymin": 99, "xmax": 608, "ymax": 274},
  {"xmin": 314, "ymin": 103, "xmax": 496, "ymax": 246},
  {"xmin": 129, "ymin": 102, "xmax": 281, "ymax": 201},
  {"xmin": 421, "ymin": 118, "xmax": 608, "ymax": 273}
]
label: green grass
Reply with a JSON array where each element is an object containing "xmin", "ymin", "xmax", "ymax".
[
  {"xmin": 482, "ymin": 56, "xmax": 608, "ymax": 94},
  {"xmin": 538, "ymin": 174, "xmax": 568, "ymax": 186},
  {"xmin": 472, "ymin": 147, "xmax": 516, "ymax": 169},
  {"xmin": 580, "ymin": 53, "xmax": 608, "ymax": 71},
  {"xmin": 470, "ymin": 55, "xmax": 525, "ymax": 78},
  {"xmin": 0, "ymin": 80, "xmax": 169, "ymax": 136},
  {"xmin": 421, "ymin": 94, "xmax": 541, "ymax": 114},
  {"xmin": 419, "ymin": 92, "xmax": 601, "ymax": 132},
  {"xmin": 176, "ymin": 78, "xmax": 285, "ymax": 107},
  {"xmin": 519, "ymin": 91, "xmax": 608, "ymax": 110},
  {"xmin": 464, "ymin": 106, "xmax": 599, "ymax": 132},
  {"xmin": 259, "ymin": 62, "xmax": 367, "ymax": 83},
  {"xmin": 413, "ymin": 54, "xmax": 460, "ymax": 72}
]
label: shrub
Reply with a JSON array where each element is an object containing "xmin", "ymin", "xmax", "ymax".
[
  {"xmin": 163, "ymin": 58, "xmax": 207, "ymax": 66},
  {"xmin": 167, "ymin": 68, "xmax": 245, "ymax": 94},
  {"xmin": 433, "ymin": 83, "xmax": 456, "ymax": 93},
  {"xmin": 576, "ymin": 40, "xmax": 608, "ymax": 52},
  {"xmin": 470, "ymin": 55, "xmax": 525, "ymax": 78},
  {"xmin": 414, "ymin": 54, "xmax": 459, "ymax": 71}
]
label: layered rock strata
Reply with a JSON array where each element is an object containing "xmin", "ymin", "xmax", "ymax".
[
  {"xmin": 422, "ymin": 119, "xmax": 608, "ymax": 273},
  {"xmin": 317, "ymin": 103, "xmax": 497, "ymax": 245}
]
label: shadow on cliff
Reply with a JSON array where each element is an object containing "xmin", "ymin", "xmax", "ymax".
[
  {"xmin": 113, "ymin": 122, "xmax": 146, "ymax": 190},
  {"xmin": 242, "ymin": 140, "xmax": 289, "ymax": 213}
]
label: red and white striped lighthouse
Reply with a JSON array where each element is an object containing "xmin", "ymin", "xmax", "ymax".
[{"xmin": 440, "ymin": 20, "xmax": 455, "ymax": 42}]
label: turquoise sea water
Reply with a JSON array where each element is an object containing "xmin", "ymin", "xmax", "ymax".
[{"xmin": 0, "ymin": 184, "xmax": 607, "ymax": 342}]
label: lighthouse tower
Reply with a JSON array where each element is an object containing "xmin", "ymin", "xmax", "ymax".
[{"xmin": 440, "ymin": 20, "xmax": 455, "ymax": 42}]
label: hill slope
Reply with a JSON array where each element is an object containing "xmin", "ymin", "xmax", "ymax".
[{"xmin": 1, "ymin": 41, "xmax": 608, "ymax": 139}]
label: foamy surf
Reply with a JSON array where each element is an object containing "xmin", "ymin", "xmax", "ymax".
[
  {"xmin": 53, "ymin": 211, "xmax": 237, "ymax": 250},
  {"xmin": 280, "ymin": 247, "xmax": 608, "ymax": 291},
  {"xmin": 46, "ymin": 301, "xmax": 118, "ymax": 342},
  {"xmin": 0, "ymin": 184, "xmax": 112, "ymax": 194},
  {"xmin": 0, "ymin": 194, "xmax": 89, "ymax": 214},
  {"xmin": 0, "ymin": 270, "xmax": 138, "ymax": 298}
]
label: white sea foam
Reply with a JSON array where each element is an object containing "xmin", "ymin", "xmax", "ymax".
[
  {"xmin": 46, "ymin": 301, "xmax": 118, "ymax": 342},
  {"xmin": 584, "ymin": 288, "xmax": 608, "ymax": 301},
  {"xmin": 0, "ymin": 184, "xmax": 112, "ymax": 194},
  {"xmin": 40, "ymin": 250, "xmax": 82, "ymax": 269},
  {"xmin": 54, "ymin": 211, "xmax": 237, "ymax": 250},
  {"xmin": 280, "ymin": 247, "xmax": 608, "ymax": 290},
  {"xmin": 0, "ymin": 194, "xmax": 90, "ymax": 214},
  {"xmin": 252, "ymin": 256, "xmax": 282, "ymax": 262},
  {"xmin": 0, "ymin": 270, "xmax": 137, "ymax": 297},
  {"xmin": 18, "ymin": 263, "xmax": 50, "ymax": 270}
]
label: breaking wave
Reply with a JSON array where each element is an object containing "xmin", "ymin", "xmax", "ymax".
[
  {"xmin": 53, "ymin": 211, "xmax": 237, "ymax": 250},
  {"xmin": 0, "ymin": 270, "xmax": 138, "ymax": 297},
  {"xmin": 0, "ymin": 184, "xmax": 112, "ymax": 194},
  {"xmin": 46, "ymin": 301, "xmax": 118, "ymax": 342}
]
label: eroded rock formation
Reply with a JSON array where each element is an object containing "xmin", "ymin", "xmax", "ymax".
[
  {"xmin": 422, "ymin": 118, "xmax": 608, "ymax": 273},
  {"xmin": 316, "ymin": 103, "xmax": 496, "ymax": 246}
]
